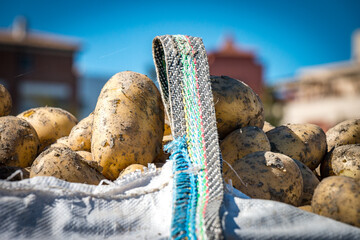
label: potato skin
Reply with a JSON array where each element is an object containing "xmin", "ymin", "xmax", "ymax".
[
  {"xmin": 0, "ymin": 116, "xmax": 39, "ymax": 167},
  {"xmin": 164, "ymin": 116, "xmax": 171, "ymax": 136},
  {"xmin": 46, "ymin": 136, "xmax": 71, "ymax": 150},
  {"xmin": 67, "ymin": 112, "xmax": 93, "ymax": 151},
  {"xmin": 298, "ymin": 205, "xmax": 313, "ymax": 213},
  {"xmin": 263, "ymin": 121, "xmax": 275, "ymax": 132},
  {"xmin": 223, "ymin": 151, "xmax": 303, "ymax": 206},
  {"xmin": 119, "ymin": 164, "xmax": 146, "ymax": 178},
  {"xmin": 311, "ymin": 176, "xmax": 360, "ymax": 227},
  {"xmin": 293, "ymin": 159, "xmax": 320, "ymax": 205},
  {"xmin": 92, "ymin": 71, "xmax": 164, "ymax": 180},
  {"xmin": 211, "ymin": 76, "xmax": 264, "ymax": 139},
  {"xmin": 18, "ymin": 107, "xmax": 78, "ymax": 151},
  {"xmin": 220, "ymin": 126, "xmax": 270, "ymax": 166},
  {"xmin": 321, "ymin": 144, "xmax": 360, "ymax": 180},
  {"xmin": 0, "ymin": 84, "xmax": 12, "ymax": 117},
  {"xmin": 266, "ymin": 123, "xmax": 327, "ymax": 170},
  {"xmin": 76, "ymin": 150, "xmax": 103, "ymax": 173},
  {"xmin": 326, "ymin": 119, "xmax": 360, "ymax": 151},
  {"xmin": 30, "ymin": 147, "xmax": 104, "ymax": 185}
]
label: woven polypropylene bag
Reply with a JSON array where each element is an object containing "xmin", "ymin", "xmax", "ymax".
[{"xmin": 0, "ymin": 161, "xmax": 359, "ymax": 239}]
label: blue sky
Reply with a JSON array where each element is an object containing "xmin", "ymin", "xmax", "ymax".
[{"xmin": 1, "ymin": 0, "xmax": 359, "ymax": 85}]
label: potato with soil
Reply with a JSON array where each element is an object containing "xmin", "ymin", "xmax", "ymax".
[
  {"xmin": 223, "ymin": 151, "xmax": 303, "ymax": 206},
  {"xmin": 320, "ymin": 144, "xmax": 360, "ymax": 180},
  {"xmin": 262, "ymin": 121, "xmax": 275, "ymax": 132},
  {"xmin": 47, "ymin": 136, "xmax": 71, "ymax": 149},
  {"xmin": 326, "ymin": 119, "xmax": 360, "ymax": 151},
  {"xmin": 76, "ymin": 150, "xmax": 103, "ymax": 173},
  {"xmin": 293, "ymin": 159, "xmax": 320, "ymax": 205},
  {"xmin": 266, "ymin": 123, "xmax": 327, "ymax": 170},
  {"xmin": 119, "ymin": 164, "xmax": 146, "ymax": 178},
  {"xmin": 164, "ymin": 116, "xmax": 171, "ymax": 136},
  {"xmin": 0, "ymin": 84, "xmax": 12, "ymax": 117},
  {"xmin": 312, "ymin": 176, "xmax": 360, "ymax": 227},
  {"xmin": 0, "ymin": 116, "xmax": 39, "ymax": 167},
  {"xmin": 211, "ymin": 76, "xmax": 264, "ymax": 139},
  {"xmin": 67, "ymin": 112, "xmax": 93, "ymax": 151},
  {"xmin": 298, "ymin": 205, "xmax": 313, "ymax": 213},
  {"xmin": 30, "ymin": 147, "xmax": 104, "ymax": 185},
  {"xmin": 92, "ymin": 71, "xmax": 164, "ymax": 180},
  {"xmin": 17, "ymin": 107, "xmax": 78, "ymax": 151},
  {"xmin": 220, "ymin": 126, "xmax": 270, "ymax": 167}
]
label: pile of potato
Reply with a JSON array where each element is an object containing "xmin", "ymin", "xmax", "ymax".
[
  {"xmin": 0, "ymin": 71, "xmax": 164, "ymax": 184},
  {"xmin": 0, "ymin": 72, "xmax": 359, "ymax": 228}
]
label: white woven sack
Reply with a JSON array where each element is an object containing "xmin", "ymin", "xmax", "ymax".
[{"xmin": 0, "ymin": 161, "xmax": 359, "ymax": 239}]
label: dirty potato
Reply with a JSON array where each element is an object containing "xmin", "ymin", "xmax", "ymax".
[
  {"xmin": 211, "ymin": 76, "xmax": 264, "ymax": 139},
  {"xmin": 320, "ymin": 144, "xmax": 360, "ymax": 180},
  {"xmin": 312, "ymin": 176, "xmax": 360, "ymax": 227},
  {"xmin": 266, "ymin": 123, "xmax": 327, "ymax": 170},
  {"xmin": 0, "ymin": 116, "xmax": 39, "ymax": 167},
  {"xmin": 119, "ymin": 164, "xmax": 146, "ymax": 178},
  {"xmin": 17, "ymin": 107, "xmax": 78, "ymax": 151},
  {"xmin": 92, "ymin": 71, "xmax": 164, "ymax": 180},
  {"xmin": 30, "ymin": 147, "xmax": 104, "ymax": 185},
  {"xmin": 262, "ymin": 121, "xmax": 275, "ymax": 132},
  {"xmin": 223, "ymin": 151, "xmax": 303, "ymax": 206},
  {"xmin": 326, "ymin": 119, "xmax": 360, "ymax": 151},
  {"xmin": 0, "ymin": 84, "xmax": 12, "ymax": 117},
  {"xmin": 298, "ymin": 205, "xmax": 313, "ymax": 213},
  {"xmin": 220, "ymin": 126, "xmax": 270, "ymax": 167},
  {"xmin": 164, "ymin": 115, "xmax": 171, "ymax": 136},
  {"xmin": 47, "ymin": 136, "xmax": 71, "ymax": 149},
  {"xmin": 293, "ymin": 159, "xmax": 320, "ymax": 205},
  {"xmin": 76, "ymin": 150, "xmax": 102, "ymax": 173},
  {"xmin": 67, "ymin": 112, "xmax": 93, "ymax": 151}
]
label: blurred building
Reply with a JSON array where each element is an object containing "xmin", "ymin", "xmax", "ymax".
[
  {"xmin": 280, "ymin": 30, "xmax": 360, "ymax": 131},
  {"xmin": 208, "ymin": 37, "xmax": 263, "ymax": 95},
  {"xmin": 0, "ymin": 16, "xmax": 80, "ymax": 114}
]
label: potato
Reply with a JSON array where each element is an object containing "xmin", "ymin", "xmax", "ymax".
[
  {"xmin": 119, "ymin": 164, "xmax": 146, "ymax": 178},
  {"xmin": 312, "ymin": 176, "xmax": 360, "ymax": 227},
  {"xmin": 263, "ymin": 121, "xmax": 275, "ymax": 132},
  {"xmin": 0, "ymin": 116, "xmax": 39, "ymax": 167},
  {"xmin": 30, "ymin": 147, "xmax": 104, "ymax": 185},
  {"xmin": 67, "ymin": 112, "xmax": 93, "ymax": 151},
  {"xmin": 0, "ymin": 84, "xmax": 12, "ymax": 117},
  {"xmin": 223, "ymin": 151, "xmax": 303, "ymax": 206},
  {"xmin": 326, "ymin": 119, "xmax": 360, "ymax": 151},
  {"xmin": 76, "ymin": 150, "xmax": 103, "ymax": 173},
  {"xmin": 47, "ymin": 136, "xmax": 71, "ymax": 149},
  {"xmin": 164, "ymin": 116, "xmax": 171, "ymax": 136},
  {"xmin": 266, "ymin": 123, "xmax": 327, "ymax": 170},
  {"xmin": 92, "ymin": 71, "xmax": 164, "ymax": 180},
  {"xmin": 320, "ymin": 144, "xmax": 360, "ymax": 180},
  {"xmin": 18, "ymin": 107, "xmax": 78, "ymax": 151},
  {"xmin": 211, "ymin": 76, "xmax": 264, "ymax": 139},
  {"xmin": 76, "ymin": 150, "xmax": 92, "ymax": 162},
  {"xmin": 293, "ymin": 159, "xmax": 320, "ymax": 205},
  {"xmin": 314, "ymin": 165, "xmax": 322, "ymax": 180},
  {"xmin": 162, "ymin": 134, "xmax": 173, "ymax": 145},
  {"xmin": 298, "ymin": 205, "xmax": 313, "ymax": 213},
  {"xmin": 220, "ymin": 126, "xmax": 270, "ymax": 166}
]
